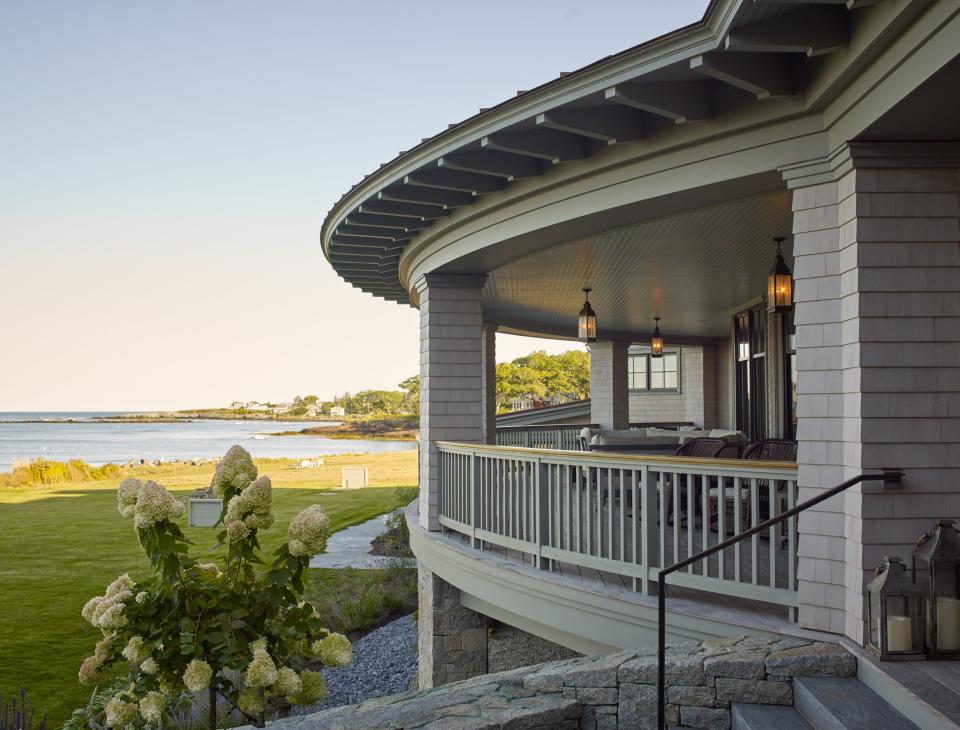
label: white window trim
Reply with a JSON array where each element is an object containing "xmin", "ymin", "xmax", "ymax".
[{"xmin": 628, "ymin": 349, "xmax": 682, "ymax": 394}]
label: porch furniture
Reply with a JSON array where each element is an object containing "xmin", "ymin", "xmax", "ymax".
[
  {"xmin": 667, "ymin": 438, "xmax": 727, "ymax": 526},
  {"xmin": 711, "ymin": 439, "xmax": 798, "ymax": 538}
]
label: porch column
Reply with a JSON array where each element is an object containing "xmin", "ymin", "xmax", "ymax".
[
  {"xmin": 590, "ymin": 340, "xmax": 629, "ymax": 429},
  {"xmin": 786, "ymin": 142, "xmax": 960, "ymax": 642},
  {"xmin": 481, "ymin": 322, "xmax": 497, "ymax": 445},
  {"xmin": 416, "ymin": 273, "xmax": 487, "ymax": 531}
]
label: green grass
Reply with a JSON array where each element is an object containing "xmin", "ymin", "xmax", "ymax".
[
  {"xmin": 0, "ymin": 454, "xmax": 417, "ymax": 727},
  {"xmin": 305, "ymin": 565, "xmax": 418, "ymax": 636}
]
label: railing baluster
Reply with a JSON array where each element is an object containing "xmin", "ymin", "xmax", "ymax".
[
  {"xmin": 751, "ymin": 477, "xmax": 760, "ymax": 586},
  {"xmin": 686, "ymin": 472, "xmax": 694, "ymax": 573},
  {"xmin": 769, "ymin": 479, "xmax": 777, "ymax": 589},
  {"xmin": 718, "ymin": 477, "xmax": 726, "ymax": 580},
  {"xmin": 607, "ymin": 467, "xmax": 614, "ymax": 560},
  {"xmin": 620, "ymin": 468, "xmax": 626, "ymax": 563},
  {"xmin": 734, "ymin": 476, "xmax": 742, "ymax": 583},
  {"xmin": 672, "ymin": 473, "xmax": 679, "ymax": 569}
]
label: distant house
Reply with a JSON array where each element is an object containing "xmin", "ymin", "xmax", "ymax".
[
  {"xmin": 244, "ymin": 402, "xmax": 269, "ymax": 412},
  {"xmin": 230, "ymin": 401, "xmax": 245, "ymax": 410},
  {"xmin": 546, "ymin": 393, "xmax": 573, "ymax": 407},
  {"xmin": 269, "ymin": 403, "xmax": 292, "ymax": 415},
  {"xmin": 510, "ymin": 395, "xmax": 545, "ymax": 412},
  {"xmin": 329, "ymin": 406, "xmax": 346, "ymax": 418},
  {"xmin": 305, "ymin": 404, "xmax": 323, "ymax": 417}
]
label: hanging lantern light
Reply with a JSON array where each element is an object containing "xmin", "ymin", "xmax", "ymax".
[
  {"xmin": 651, "ymin": 317, "xmax": 664, "ymax": 358},
  {"xmin": 578, "ymin": 288, "xmax": 597, "ymax": 343},
  {"xmin": 767, "ymin": 236, "xmax": 793, "ymax": 313}
]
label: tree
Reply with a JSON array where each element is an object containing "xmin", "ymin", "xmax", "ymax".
[
  {"xmin": 398, "ymin": 375, "xmax": 420, "ymax": 415},
  {"xmin": 495, "ymin": 350, "xmax": 589, "ymax": 412}
]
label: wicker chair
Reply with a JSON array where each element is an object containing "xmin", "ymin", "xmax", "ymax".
[
  {"xmin": 665, "ymin": 438, "xmax": 727, "ymax": 525},
  {"xmin": 742, "ymin": 439, "xmax": 797, "ymax": 463},
  {"xmin": 712, "ymin": 438, "xmax": 798, "ymax": 537}
]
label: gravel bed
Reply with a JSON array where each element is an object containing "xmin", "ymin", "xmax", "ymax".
[
  {"xmin": 293, "ymin": 614, "xmax": 417, "ymax": 714},
  {"xmin": 488, "ymin": 625, "xmax": 582, "ymax": 672}
]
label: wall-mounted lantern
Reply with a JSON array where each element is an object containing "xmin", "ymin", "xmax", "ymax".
[
  {"xmin": 866, "ymin": 556, "xmax": 925, "ymax": 660},
  {"xmin": 767, "ymin": 236, "xmax": 793, "ymax": 314},
  {"xmin": 914, "ymin": 520, "xmax": 960, "ymax": 660},
  {"xmin": 578, "ymin": 288, "xmax": 597, "ymax": 343},
  {"xmin": 651, "ymin": 317, "xmax": 664, "ymax": 358}
]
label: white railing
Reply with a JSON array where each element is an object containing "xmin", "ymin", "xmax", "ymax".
[
  {"xmin": 495, "ymin": 424, "xmax": 591, "ymax": 450},
  {"xmin": 436, "ymin": 442, "xmax": 799, "ymax": 612}
]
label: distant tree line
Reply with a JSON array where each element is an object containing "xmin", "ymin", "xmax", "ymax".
[{"xmin": 284, "ymin": 350, "xmax": 587, "ymax": 418}]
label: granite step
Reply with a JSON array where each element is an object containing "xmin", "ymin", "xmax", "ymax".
[
  {"xmin": 794, "ymin": 676, "xmax": 918, "ymax": 730},
  {"xmin": 731, "ymin": 703, "xmax": 812, "ymax": 730}
]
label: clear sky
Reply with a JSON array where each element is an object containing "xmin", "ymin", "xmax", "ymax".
[{"xmin": 0, "ymin": 1, "xmax": 708, "ymax": 411}]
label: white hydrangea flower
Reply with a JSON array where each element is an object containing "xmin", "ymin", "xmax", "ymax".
[
  {"xmin": 117, "ymin": 478, "xmax": 142, "ymax": 518},
  {"xmin": 133, "ymin": 481, "xmax": 185, "ymax": 528},
  {"xmin": 78, "ymin": 654, "xmax": 103, "ymax": 686},
  {"xmin": 237, "ymin": 688, "xmax": 263, "ymax": 716},
  {"xmin": 121, "ymin": 636, "xmax": 144, "ymax": 663},
  {"xmin": 182, "ymin": 658, "xmax": 213, "ymax": 692},
  {"xmin": 106, "ymin": 574, "xmax": 135, "ymax": 597},
  {"xmin": 81, "ymin": 596, "xmax": 104, "ymax": 623},
  {"xmin": 196, "ymin": 563, "xmax": 222, "ymax": 579},
  {"xmin": 287, "ymin": 505, "xmax": 330, "ymax": 557},
  {"xmin": 273, "ymin": 666, "xmax": 301, "ymax": 698},
  {"xmin": 104, "ymin": 695, "xmax": 136, "ymax": 728},
  {"xmin": 245, "ymin": 647, "xmax": 278, "ymax": 688},
  {"xmin": 140, "ymin": 657, "xmax": 159, "ymax": 675},
  {"xmin": 138, "ymin": 691, "xmax": 165, "ymax": 723},
  {"xmin": 291, "ymin": 670, "xmax": 325, "ymax": 705},
  {"xmin": 135, "ymin": 591, "xmax": 149, "ymax": 604},
  {"xmin": 227, "ymin": 519, "xmax": 250, "ymax": 542},
  {"xmin": 210, "ymin": 445, "xmax": 257, "ymax": 496},
  {"xmin": 315, "ymin": 633, "xmax": 352, "ymax": 668},
  {"xmin": 97, "ymin": 601, "xmax": 128, "ymax": 630}
]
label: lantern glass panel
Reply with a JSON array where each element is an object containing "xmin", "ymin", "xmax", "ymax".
[
  {"xmin": 914, "ymin": 519, "xmax": 960, "ymax": 658},
  {"xmin": 866, "ymin": 557, "xmax": 925, "ymax": 660}
]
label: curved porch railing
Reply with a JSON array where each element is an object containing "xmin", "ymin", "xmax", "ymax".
[
  {"xmin": 436, "ymin": 442, "xmax": 800, "ymax": 611},
  {"xmin": 494, "ymin": 424, "xmax": 594, "ymax": 450}
]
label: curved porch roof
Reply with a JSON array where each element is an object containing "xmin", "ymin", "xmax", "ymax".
[{"xmin": 320, "ymin": 0, "xmax": 959, "ymax": 335}]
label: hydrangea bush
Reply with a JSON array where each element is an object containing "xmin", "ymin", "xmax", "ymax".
[{"xmin": 74, "ymin": 446, "xmax": 351, "ymax": 729}]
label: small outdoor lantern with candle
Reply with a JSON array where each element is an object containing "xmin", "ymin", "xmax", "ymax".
[
  {"xmin": 651, "ymin": 317, "xmax": 664, "ymax": 358},
  {"xmin": 767, "ymin": 236, "xmax": 793, "ymax": 314},
  {"xmin": 578, "ymin": 288, "xmax": 597, "ymax": 343},
  {"xmin": 866, "ymin": 556, "xmax": 925, "ymax": 660},
  {"xmin": 914, "ymin": 520, "xmax": 960, "ymax": 660}
]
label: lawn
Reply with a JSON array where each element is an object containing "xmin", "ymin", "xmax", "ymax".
[{"xmin": 0, "ymin": 450, "xmax": 417, "ymax": 726}]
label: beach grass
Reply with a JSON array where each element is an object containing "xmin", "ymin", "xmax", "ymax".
[{"xmin": 0, "ymin": 450, "xmax": 417, "ymax": 725}]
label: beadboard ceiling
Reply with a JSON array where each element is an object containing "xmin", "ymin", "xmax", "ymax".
[{"xmin": 483, "ymin": 190, "xmax": 794, "ymax": 340}]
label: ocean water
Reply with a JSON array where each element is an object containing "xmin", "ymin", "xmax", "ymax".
[{"xmin": 0, "ymin": 413, "xmax": 416, "ymax": 473}]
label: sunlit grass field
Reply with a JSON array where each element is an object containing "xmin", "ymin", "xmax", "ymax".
[{"xmin": 0, "ymin": 450, "xmax": 417, "ymax": 725}]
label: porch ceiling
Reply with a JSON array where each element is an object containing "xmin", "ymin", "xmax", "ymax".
[{"xmin": 483, "ymin": 190, "xmax": 793, "ymax": 341}]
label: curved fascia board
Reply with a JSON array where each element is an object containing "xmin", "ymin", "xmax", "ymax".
[
  {"xmin": 402, "ymin": 109, "xmax": 828, "ymax": 307},
  {"xmin": 319, "ymin": 0, "xmax": 744, "ymax": 258},
  {"xmin": 409, "ymin": 510, "xmax": 781, "ymax": 654}
]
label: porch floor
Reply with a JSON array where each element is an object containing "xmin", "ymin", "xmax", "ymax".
[{"xmin": 438, "ymin": 526, "xmax": 800, "ymax": 637}]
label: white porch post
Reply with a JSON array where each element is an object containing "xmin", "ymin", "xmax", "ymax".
[
  {"xmin": 416, "ymin": 273, "xmax": 487, "ymax": 531},
  {"xmin": 786, "ymin": 142, "xmax": 960, "ymax": 642},
  {"xmin": 590, "ymin": 340, "xmax": 629, "ymax": 430}
]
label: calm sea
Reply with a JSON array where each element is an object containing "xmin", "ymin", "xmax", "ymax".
[{"xmin": 0, "ymin": 412, "xmax": 416, "ymax": 473}]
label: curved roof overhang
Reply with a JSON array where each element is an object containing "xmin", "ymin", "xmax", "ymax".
[{"xmin": 321, "ymin": 0, "xmax": 954, "ymax": 307}]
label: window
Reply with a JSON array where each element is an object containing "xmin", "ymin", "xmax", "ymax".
[
  {"xmin": 629, "ymin": 351, "xmax": 679, "ymax": 391},
  {"xmin": 734, "ymin": 304, "xmax": 768, "ymax": 441}
]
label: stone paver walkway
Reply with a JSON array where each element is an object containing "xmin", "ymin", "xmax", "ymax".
[{"xmin": 309, "ymin": 512, "xmax": 415, "ymax": 569}]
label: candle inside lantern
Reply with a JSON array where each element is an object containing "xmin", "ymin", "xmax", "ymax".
[
  {"xmin": 937, "ymin": 596, "xmax": 960, "ymax": 651},
  {"xmin": 886, "ymin": 615, "xmax": 913, "ymax": 652}
]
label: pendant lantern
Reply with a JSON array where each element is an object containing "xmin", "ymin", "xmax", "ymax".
[
  {"xmin": 767, "ymin": 236, "xmax": 793, "ymax": 313},
  {"xmin": 578, "ymin": 288, "xmax": 597, "ymax": 343},
  {"xmin": 651, "ymin": 317, "xmax": 664, "ymax": 358}
]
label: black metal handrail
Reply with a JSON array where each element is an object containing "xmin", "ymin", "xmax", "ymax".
[{"xmin": 656, "ymin": 469, "xmax": 904, "ymax": 730}]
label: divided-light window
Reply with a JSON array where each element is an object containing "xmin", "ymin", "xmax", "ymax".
[{"xmin": 629, "ymin": 352, "xmax": 679, "ymax": 391}]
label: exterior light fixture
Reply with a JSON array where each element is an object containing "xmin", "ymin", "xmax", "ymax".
[
  {"xmin": 651, "ymin": 317, "xmax": 664, "ymax": 358},
  {"xmin": 866, "ymin": 556, "xmax": 925, "ymax": 661},
  {"xmin": 767, "ymin": 236, "xmax": 793, "ymax": 313},
  {"xmin": 914, "ymin": 520, "xmax": 960, "ymax": 660},
  {"xmin": 578, "ymin": 288, "xmax": 597, "ymax": 343}
]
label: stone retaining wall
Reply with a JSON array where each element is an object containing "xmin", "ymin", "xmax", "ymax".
[{"xmin": 252, "ymin": 636, "xmax": 854, "ymax": 730}]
